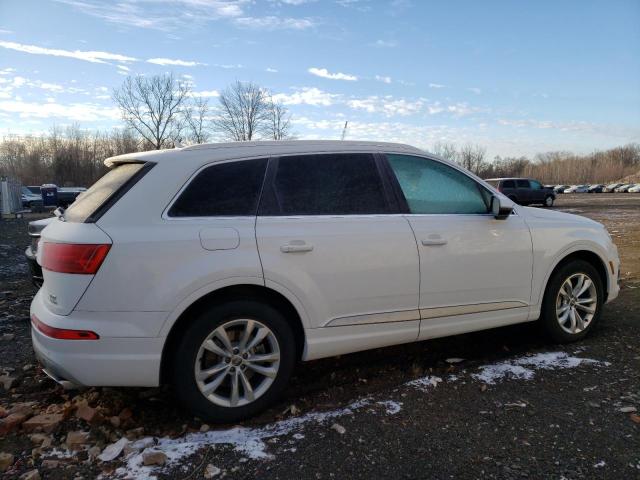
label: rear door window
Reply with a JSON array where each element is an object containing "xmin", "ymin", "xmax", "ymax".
[
  {"xmin": 260, "ymin": 153, "xmax": 390, "ymax": 215},
  {"xmin": 169, "ymin": 158, "xmax": 268, "ymax": 217},
  {"xmin": 64, "ymin": 162, "xmax": 149, "ymax": 223},
  {"xmin": 502, "ymin": 180, "xmax": 515, "ymax": 189}
]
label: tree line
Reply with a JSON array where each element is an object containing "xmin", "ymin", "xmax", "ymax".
[{"xmin": 0, "ymin": 73, "xmax": 638, "ymax": 186}]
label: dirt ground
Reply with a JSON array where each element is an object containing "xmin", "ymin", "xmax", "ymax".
[{"xmin": 0, "ymin": 193, "xmax": 638, "ymax": 480}]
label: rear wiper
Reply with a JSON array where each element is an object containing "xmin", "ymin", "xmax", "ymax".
[{"xmin": 53, "ymin": 206, "xmax": 66, "ymax": 222}]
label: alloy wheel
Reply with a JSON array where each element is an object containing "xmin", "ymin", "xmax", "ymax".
[
  {"xmin": 194, "ymin": 319, "xmax": 280, "ymax": 408},
  {"xmin": 555, "ymin": 273, "xmax": 597, "ymax": 334}
]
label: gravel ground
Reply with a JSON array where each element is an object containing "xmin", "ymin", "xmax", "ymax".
[{"xmin": 0, "ymin": 194, "xmax": 638, "ymax": 480}]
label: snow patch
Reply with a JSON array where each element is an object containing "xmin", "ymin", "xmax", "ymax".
[
  {"xmin": 405, "ymin": 375, "xmax": 442, "ymax": 392},
  {"xmin": 472, "ymin": 352, "xmax": 609, "ymax": 385},
  {"xmin": 112, "ymin": 397, "xmax": 399, "ymax": 479}
]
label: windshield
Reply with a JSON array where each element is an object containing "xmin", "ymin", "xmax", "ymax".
[{"xmin": 64, "ymin": 162, "xmax": 147, "ymax": 223}]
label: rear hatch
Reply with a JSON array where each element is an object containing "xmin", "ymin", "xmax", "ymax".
[{"xmin": 37, "ymin": 162, "xmax": 151, "ymax": 315}]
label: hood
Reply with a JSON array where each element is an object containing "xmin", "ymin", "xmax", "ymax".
[{"xmin": 520, "ymin": 206, "xmax": 603, "ymax": 228}]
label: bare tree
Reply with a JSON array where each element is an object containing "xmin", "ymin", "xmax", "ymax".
[
  {"xmin": 212, "ymin": 81, "xmax": 270, "ymax": 141},
  {"xmin": 263, "ymin": 97, "xmax": 292, "ymax": 140},
  {"xmin": 184, "ymin": 96, "xmax": 211, "ymax": 144},
  {"xmin": 457, "ymin": 143, "xmax": 487, "ymax": 175},
  {"xmin": 432, "ymin": 142, "xmax": 458, "ymax": 162},
  {"xmin": 112, "ymin": 73, "xmax": 190, "ymax": 150}
]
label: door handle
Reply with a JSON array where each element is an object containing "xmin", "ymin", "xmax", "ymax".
[
  {"xmin": 280, "ymin": 241, "xmax": 314, "ymax": 253},
  {"xmin": 421, "ymin": 237, "xmax": 447, "ymax": 246}
]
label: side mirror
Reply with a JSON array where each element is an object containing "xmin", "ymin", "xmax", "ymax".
[{"xmin": 491, "ymin": 195, "xmax": 513, "ymax": 220}]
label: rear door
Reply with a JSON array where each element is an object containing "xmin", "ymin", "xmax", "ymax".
[
  {"xmin": 256, "ymin": 152, "xmax": 420, "ymax": 335},
  {"xmin": 516, "ymin": 179, "xmax": 531, "ymax": 204}
]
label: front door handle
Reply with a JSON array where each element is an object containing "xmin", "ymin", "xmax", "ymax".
[
  {"xmin": 421, "ymin": 236, "xmax": 447, "ymax": 246},
  {"xmin": 280, "ymin": 241, "xmax": 314, "ymax": 253}
]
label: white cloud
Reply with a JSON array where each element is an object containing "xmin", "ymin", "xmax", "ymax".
[
  {"xmin": 429, "ymin": 83, "xmax": 445, "ymax": 89},
  {"xmin": 192, "ymin": 90, "xmax": 220, "ymax": 98},
  {"xmin": 0, "ymin": 99, "xmax": 120, "ymax": 121},
  {"xmin": 215, "ymin": 63, "xmax": 243, "ymax": 69},
  {"xmin": 266, "ymin": 67, "xmax": 278, "ymax": 73},
  {"xmin": 372, "ymin": 39, "xmax": 397, "ymax": 48},
  {"xmin": 0, "ymin": 40, "xmax": 136, "ymax": 64},
  {"xmin": 346, "ymin": 96, "xmax": 424, "ymax": 117},
  {"xmin": 147, "ymin": 58, "xmax": 205, "ymax": 67},
  {"xmin": 447, "ymin": 102, "xmax": 483, "ymax": 117},
  {"xmin": 375, "ymin": 75, "xmax": 392, "ymax": 84},
  {"xmin": 234, "ymin": 16, "xmax": 315, "ymax": 30},
  {"xmin": 468, "ymin": 87, "xmax": 482, "ymax": 94},
  {"xmin": 272, "ymin": 87, "xmax": 339, "ymax": 106},
  {"xmin": 308, "ymin": 67, "xmax": 357, "ymax": 81},
  {"xmin": 117, "ymin": 65, "xmax": 130, "ymax": 72}
]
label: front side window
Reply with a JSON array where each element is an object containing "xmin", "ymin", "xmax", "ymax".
[
  {"xmin": 387, "ymin": 154, "xmax": 490, "ymax": 214},
  {"xmin": 261, "ymin": 153, "xmax": 389, "ymax": 215},
  {"xmin": 169, "ymin": 158, "xmax": 267, "ymax": 217},
  {"xmin": 530, "ymin": 180, "xmax": 543, "ymax": 189}
]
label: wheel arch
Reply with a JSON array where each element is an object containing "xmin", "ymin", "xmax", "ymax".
[
  {"xmin": 159, "ymin": 284, "xmax": 307, "ymax": 384},
  {"xmin": 541, "ymin": 249, "xmax": 609, "ymax": 306}
]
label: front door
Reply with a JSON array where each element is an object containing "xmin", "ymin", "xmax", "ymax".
[{"xmin": 384, "ymin": 154, "xmax": 533, "ymax": 339}]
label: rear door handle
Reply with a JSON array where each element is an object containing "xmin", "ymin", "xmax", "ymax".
[
  {"xmin": 280, "ymin": 241, "xmax": 314, "ymax": 253},
  {"xmin": 421, "ymin": 236, "xmax": 447, "ymax": 246}
]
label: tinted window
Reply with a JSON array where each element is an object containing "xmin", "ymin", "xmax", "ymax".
[
  {"xmin": 263, "ymin": 153, "xmax": 388, "ymax": 215},
  {"xmin": 516, "ymin": 180, "xmax": 530, "ymax": 188},
  {"xmin": 502, "ymin": 180, "xmax": 515, "ymax": 188},
  {"xmin": 387, "ymin": 154, "xmax": 490, "ymax": 214},
  {"xmin": 169, "ymin": 158, "xmax": 267, "ymax": 217},
  {"xmin": 64, "ymin": 162, "xmax": 147, "ymax": 223},
  {"xmin": 530, "ymin": 180, "xmax": 543, "ymax": 189}
]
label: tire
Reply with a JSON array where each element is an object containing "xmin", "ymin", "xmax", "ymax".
[
  {"xmin": 540, "ymin": 260, "xmax": 604, "ymax": 343},
  {"xmin": 171, "ymin": 300, "xmax": 296, "ymax": 423},
  {"xmin": 544, "ymin": 195, "xmax": 554, "ymax": 207}
]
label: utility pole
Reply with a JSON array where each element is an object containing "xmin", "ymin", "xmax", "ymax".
[{"xmin": 341, "ymin": 121, "xmax": 348, "ymax": 141}]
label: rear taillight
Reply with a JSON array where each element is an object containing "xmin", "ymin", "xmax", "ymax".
[
  {"xmin": 41, "ymin": 243, "xmax": 111, "ymax": 274},
  {"xmin": 31, "ymin": 314, "xmax": 99, "ymax": 340}
]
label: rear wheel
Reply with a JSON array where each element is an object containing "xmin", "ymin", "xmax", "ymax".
[
  {"xmin": 540, "ymin": 260, "xmax": 603, "ymax": 343},
  {"xmin": 171, "ymin": 300, "xmax": 296, "ymax": 422}
]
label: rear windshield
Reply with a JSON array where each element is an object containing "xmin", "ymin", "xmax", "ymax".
[{"xmin": 64, "ymin": 162, "xmax": 147, "ymax": 223}]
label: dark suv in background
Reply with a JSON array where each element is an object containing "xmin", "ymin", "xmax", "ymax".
[{"xmin": 485, "ymin": 178, "xmax": 556, "ymax": 207}]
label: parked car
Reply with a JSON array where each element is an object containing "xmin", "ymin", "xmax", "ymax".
[
  {"xmin": 25, "ymin": 217, "xmax": 55, "ymax": 287},
  {"xmin": 603, "ymin": 183, "xmax": 623, "ymax": 193},
  {"xmin": 554, "ymin": 185, "xmax": 570, "ymax": 194},
  {"xmin": 24, "ymin": 185, "xmax": 86, "ymax": 207},
  {"xmin": 564, "ymin": 185, "xmax": 590, "ymax": 193},
  {"xmin": 21, "ymin": 187, "xmax": 43, "ymax": 208},
  {"xmin": 484, "ymin": 177, "xmax": 556, "ymax": 206},
  {"xmin": 587, "ymin": 184, "xmax": 605, "ymax": 193},
  {"xmin": 614, "ymin": 184, "xmax": 634, "ymax": 193},
  {"xmin": 30, "ymin": 141, "xmax": 620, "ymax": 422},
  {"xmin": 628, "ymin": 184, "xmax": 640, "ymax": 193}
]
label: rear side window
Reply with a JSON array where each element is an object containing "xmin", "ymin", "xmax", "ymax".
[
  {"xmin": 516, "ymin": 180, "xmax": 530, "ymax": 188},
  {"xmin": 387, "ymin": 154, "xmax": 490, "ymax": 214},
  {"xmin": 64, "ymin": 162, "xmax": 148, "ymax": 223},
  {"xmin": 262, "ymin": 153, "xmax": 389, "ymax": 215},
  {"xmin": 169, "ymin": 158, "xmax": 267, "ymax": 217},
  {"xmin": 502, "ymin": 180, "xmax": 515, "ymax": 188}
]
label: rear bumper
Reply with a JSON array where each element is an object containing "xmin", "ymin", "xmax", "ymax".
[{"xmin": 30, "ymin": 290, "xmax": 164, "ymax": 387}]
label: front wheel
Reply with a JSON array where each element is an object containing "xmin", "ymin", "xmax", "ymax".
[
  {"xmin": 544, "ymin": 195, "xmax": 554, "ymax": 207},
  {"xmin": 540, "ymin": 260, "xmax": 603, "ymax": 343},
  {"xmin": 171, "ymin": 300, "xmax": 296, "ymax": 422}
]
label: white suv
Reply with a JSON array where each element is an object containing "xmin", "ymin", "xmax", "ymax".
[{"xmin": 30, "ymin": 141, "xmax": 620, "ymax": 421}]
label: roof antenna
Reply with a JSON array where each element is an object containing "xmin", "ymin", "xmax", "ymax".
[{"xmin": 341, "ymin": 121, "xmax": 348, "ymax": 141}]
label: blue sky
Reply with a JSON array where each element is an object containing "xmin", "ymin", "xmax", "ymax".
[{"xmin": 0, "ymin": 0, "xmax": 638, "ymax": 158}]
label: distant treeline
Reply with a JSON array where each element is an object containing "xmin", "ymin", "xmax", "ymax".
[{"xmin": 0, "ymin": 126, "xmax": 638, "ymax": 187}]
